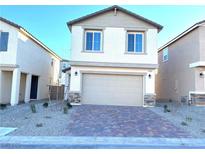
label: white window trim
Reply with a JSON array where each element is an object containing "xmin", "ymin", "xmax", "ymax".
[
  {"xmin": 163, "ymin": 48, "xmax": 169, "ymax": 62},
  {"xmin": 84, "ymin": 30, "xmax": 103, "ymax": 52},
  {"xmin": 126, "ymin": 31, "xmax": 144, "ymax": 53}
]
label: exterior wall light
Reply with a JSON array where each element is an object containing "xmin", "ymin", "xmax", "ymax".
[
  {"xmin": 75, "ymin": 71, "xmax": 78, "ymax": 76},
  {"xmin": 200, "ymin": 72, "xmax": 204, "ymax": 77},
  {"xmin": 148, "ymin": 74, "xmax": 151, "ymax": 79}
]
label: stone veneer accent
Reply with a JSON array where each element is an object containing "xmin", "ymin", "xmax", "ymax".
[
  {"xmin": 68, "ymin": 92, "xmax": 81, "ymax": 104},
  {"xmin": 190, "ymin": 94, "xmax": 205, "ymax": 105},
  {"xmin": 144, "ymin": 94, "xmax": 156, "ymax": 106},
  {"xmin": 68, "ymin": 92, "xmax": 156, "ymax": 106}
]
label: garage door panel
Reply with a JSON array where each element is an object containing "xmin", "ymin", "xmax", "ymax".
[{"xmin": 82, "ymin": 74, "xmax": 143, "ymax": 106}]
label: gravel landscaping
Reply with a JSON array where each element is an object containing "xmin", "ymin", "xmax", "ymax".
[
  {"xmin": 149, "ymin": 102, "xmax": 205, "ymax": 138},
  {"xmin": 0, "ymin": 100, "xmax": 73, "ymax": 136},
  {"xmin": 1, "ymin": 101, "xmax": 204, "ymax": 138}
]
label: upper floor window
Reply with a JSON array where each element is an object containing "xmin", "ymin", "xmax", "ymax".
[
  {"xmin": 0, "ymin": 32, "xmax": 9, "ymax": 51},
  {"xmin": 127, "ymin": 32, "xmax": 144, "ymax": 53},
  {"xmin": 85, "ymin": 30, "xmax": 102, "ymax": 52},
  {"xmin": 163, "ymin": 48, "xmax": 168, "ymax": 62}
]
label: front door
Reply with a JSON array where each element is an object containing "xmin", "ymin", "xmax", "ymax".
[{"xmin": 30, "ymin": 75, "xmax": 38, "ymax": 99}]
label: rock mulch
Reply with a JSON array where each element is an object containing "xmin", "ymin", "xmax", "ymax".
[
  {"xmin": 149, "ymin": 102, "xmax": 205, "ymax": 138},
  {"xmin": 0, "ymin": 101, "xmax": 72, "ymax": 136}
]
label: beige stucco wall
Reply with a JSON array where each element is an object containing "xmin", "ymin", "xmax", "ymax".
[
  {"xmin": 70, "ymin": 66, "xmax": 156, "ymax": 95},
  {"xmin": 156, "ymin": 28, "xmax": 201, "ymax": 102},
  {"xmin": 0, "ymin": 21, "xmax": 18, "ymax": 65},
  {"xmin": 199, "ymin": 26, "xmax": 205, "ymax": 61},
  {"xmin": 74, "ymin": 10, "xmax": 156, "ymax": 29},
  {"xmin": 0, "ymin": 21, "xmax": 61, "ymax": 105},
  {"xmin": 19, "ymin": 73, "xmax": 26, "ymax": 102},
  {"xmin": 16, "ymin": 32, "xmax": 60, "ymax": 100},
  {"xmin": 71, "ymin": 10, "xmax": 158, "ymax": 65},
  {"xmin": 0, "ymin": 71, "xmax": 12, "ymax": 104}
]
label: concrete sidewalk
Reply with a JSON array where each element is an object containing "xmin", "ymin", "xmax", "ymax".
[{"xmin": 0, "ymin": 136, "xmax": 205, "ymax": 149}]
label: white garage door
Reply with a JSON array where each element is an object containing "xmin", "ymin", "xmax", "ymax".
[{"xmin": 81, "ymin": 73, "xmax": 143, "ymax": 106}]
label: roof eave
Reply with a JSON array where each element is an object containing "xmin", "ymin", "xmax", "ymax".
[
  {"xmin": 0, "ymin": 17, "xmax": 62, "ymax": 60},
  {"xmin": 67, "ymin": 5, "xmax": 163, "ymax": 32},
  {"xmin": 158, "ymin": 20, "xmax": 205, "ymax": 52}
]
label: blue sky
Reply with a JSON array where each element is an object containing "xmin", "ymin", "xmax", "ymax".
[{"xmin": 1, "ymin": 5, "xmax": 205, "ymax": 60}]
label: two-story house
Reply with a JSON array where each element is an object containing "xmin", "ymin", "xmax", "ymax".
[
  {"xmin": 156, "ymin": 20, "xmax": 205, "ymax": 104},
  {"xmin": 0, "ymin": 17, "xmax": 61, "ymax": 106},
  {"xmin": 66, "ymin": 5, "xmax": 163, "ymax": 106}
]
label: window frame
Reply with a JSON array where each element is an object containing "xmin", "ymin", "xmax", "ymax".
[
  {"xmin": 0, "ymin": 32, "xmax": 9, "ymax": 52},
  {"xmin": 84, "ymin": 30, "xmax": 103, "ymax": 53},
  {"xmin": 126, "ymin": 31, "xmax": 145, "ymax": 54},
  {"xmin": 163, "ymin": 48, "xmax": 169, "ymax": 62}
]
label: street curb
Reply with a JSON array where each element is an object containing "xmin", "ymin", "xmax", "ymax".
[{"xmin": 0, "ymin": 136, "xmax": 205, "ymax": 149}]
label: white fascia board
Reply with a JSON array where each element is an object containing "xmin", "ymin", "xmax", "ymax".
[{"xmin": 189, "ymin": 61, "xmax": 205, "ymax": 68}]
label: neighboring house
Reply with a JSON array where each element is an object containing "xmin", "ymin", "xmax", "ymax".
[
  {"xmin": 0, "ymin": 17, "xmax": 62, "ymax": 106},
  {"xmin": 156, "ymin": 20, "xmax": 205, "ymax": 104},
  {"xmin": 66, "ymin": 5, "xmax": 163, "ymax": 106}
]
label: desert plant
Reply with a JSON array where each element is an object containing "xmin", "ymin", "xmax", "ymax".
[
  {"xmin": 166, "ymin": 109, "xmax": 171, "ymax": 112},
  {"xmin": 164, "ymin": 105, "xmax": 168, "ymax": 113},
  {"xmin": 43, "ymin": 102, "xmax": 49, "ymax": 108},
  {"xmin": 185, "ymin": 116, "xmax": 192, "ymax": 122},
  {"xmin": 30, "ymin": 104, "xmax": 36, "ymax": 113},
  {"xmin": 66, "ymin": 102, "xmax": 72, "ymax": 109},
  {"xmin": 181, "ymin": 121, "xmax": 188, "ymax": 126},
  {"xmin": 63, "ymin": 106, "xmax": 68, "ymax": 114},
  {"xmin": 0, "ymin": 104, "xmax": 7, "ymax": 110},
  {"xmin": 44, "ymin": 116, "xmax": 52, "ymax": 119},
  {"xmin": 163, "ymin": 104, "xmax": 171, "ymax": 113},
  {"xmin": 36, "ymin": 123, "xmax": 43, "ymax": 127}
]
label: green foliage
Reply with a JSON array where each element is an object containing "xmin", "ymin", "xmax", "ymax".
[
  {"xmin": 181, "ymin": 121, "xmax": 188, "ymax": 126},
  {"xmin": 30, "ymin": 104, "xmax": 36, "ymax": 113},
  {"xmin": 43, "ymin": 102, "xmax": 49, "ymax": 108},
  {"xmin": 63, "ymin": 106, "xmax": 68, "ymax": 114},
  {"xmin": 36, "ymin": 123, "xmax": 43, "ymax": 127},
  {"xmin": 0, "ymin": 104, "xmax": 7, "ymax": 110},
  {"xmin": 185, "ymin": 116, "xmax": 192, "ymax": 122},
  {"xmin": 163, "ymin": 105, "xmax": 171, "ymax": 113},
  {"xmin": 66, "ymin": 102, "xmax": 72, "ymax": 109},
  {"xmin": 44, "ymin": 116, "xmax": 52, "ymax": 119}
]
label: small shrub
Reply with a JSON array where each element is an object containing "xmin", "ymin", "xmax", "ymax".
[
  {"xmin": 63, "ymin": 106, "xmax": 68, "ymax": 114},
  {"xmin": 24, "ymin": 116, "xmax": 28, "ymax": 119},
  {"xmin": 43, "ymin": 102, "xmax": 49, "ymax": 108},
  {"xmin": 66, "ymin": 102, "xmax": 72, "ymax": 109},
  {"xmin": 0, "ymin": 104, "xmax": 7, "ymax": 110},
  {"xmin": 181, "ymin": 121, "xmax": 188, "ymax": 126},
  {"xmin": 30, "ymin": 104, "xmax": 36, "ymax": 113},
  {"xmin": 164, "ymin": 105, "xmax": 168, "ymax": 113},
  {"xmin": 44, "ymin": 116, "xmax": 52, "ymax": 119},
  {"xmin": 201, "ymin": 129, "xmax": 205, "ymax": 133},
  {"xmin": 163, "ymin": 104, "xmax": 171, "ymax": 113},
  {"xmin": 36, "ymin": 123, "xmax": 43, "ymax": 127},
  {"xmin": 186, "ymin": 116, "xmax": 192, "ymax": 122}
]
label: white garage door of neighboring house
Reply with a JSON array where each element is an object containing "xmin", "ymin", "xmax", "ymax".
[{"xmin": 81, "ymin": 73, "xmax": 143, "ymax": 106}]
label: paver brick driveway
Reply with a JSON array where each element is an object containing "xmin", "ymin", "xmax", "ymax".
[{"xmin": 67, "ymin": 105, "xmax": 190, "ymax": 137}]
